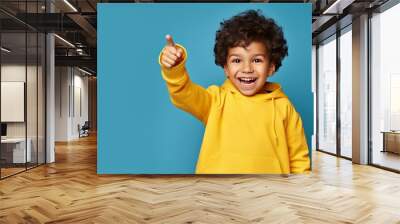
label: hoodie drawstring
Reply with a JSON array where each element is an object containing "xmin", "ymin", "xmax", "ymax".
[
  {"xmin": 271, "ymin": 97, "xmax": 284, "ymax": 173},
  {"xmin": 272, "ymin": 97, "xmax": 278, "ymax": 147}
]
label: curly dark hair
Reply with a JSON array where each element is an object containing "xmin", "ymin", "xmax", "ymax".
[{"xmin": 214, "ymin": 9, "xmax": 288, "ymax": 72}]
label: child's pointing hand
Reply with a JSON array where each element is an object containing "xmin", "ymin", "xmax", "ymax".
[{"xmin": 161, "ymin": 34, "xmax": 184, "ymax": 68}]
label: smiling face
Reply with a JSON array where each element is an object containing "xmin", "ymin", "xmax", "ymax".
[{"xmin": 224, "ymin": 41, "xmax": 276, "ymax": 96}]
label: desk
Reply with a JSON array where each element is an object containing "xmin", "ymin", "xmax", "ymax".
[
  {"xmin": 1, "ymin": 138, "xmax": 32, "ymax": 163},
  {"xmin": 381, "ymin": 131, "xmax": 400, "ymax": 154}
]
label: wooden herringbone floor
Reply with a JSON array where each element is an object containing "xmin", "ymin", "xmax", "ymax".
[{"xmin": 1, "ymin": 134, "xmax": 400, "ymax": 224}]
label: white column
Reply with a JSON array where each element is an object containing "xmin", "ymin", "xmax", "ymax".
[
  {"xmin": 352, "ymin": 14, "xmax": 369, "ymax": 164},
  {"xmin": 46, "ymin": 1, "xmax": 55, "ymax": 163}
]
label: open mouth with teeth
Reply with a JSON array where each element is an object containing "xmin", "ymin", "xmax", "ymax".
[{"xmin": 238, "ymin": 77, "xmax": 258, "ymax": 84}]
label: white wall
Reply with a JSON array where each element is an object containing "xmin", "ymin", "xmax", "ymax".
[
  {"xmin": 1, "ymin": 63, "xmax": 46, "ymax": 164},
  {"xmin": 1, "ymin": 65, "xmax": 26, "ymax": 131},
  {"xmin": 1, "ymin": 65, "xmax": 40, "ymax": 138},
  {"xmin": 55, "ymin": 66, "xmax": 89, "ymax": 141},
  {"xmin": 73, "ymin": 72, "xmax": 89, "ymax": 137},
  {"xmin": 55, "ymin": 66, "xmax": 69, "ymax": 141}
]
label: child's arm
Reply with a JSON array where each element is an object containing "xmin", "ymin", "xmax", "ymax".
[
  {"xmin": 159, "ymin": 35, "xmax": 212, "ymax": 124},
  {"xmin": 285, "ymin": 104, "xmax": 311, "ymax": 174}
]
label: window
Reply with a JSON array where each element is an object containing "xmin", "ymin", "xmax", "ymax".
[
  {"xmin": 339, "ymin": 27, "xmax": 352, "ymax": 158},
  {"xmin": 0, "ymin": 1, "xmax": 46, "ymax": 179},
  {"xmin": 371, "ymin": 2, "xmax": 400, "ymax": 171},
  {"xmin": 317, "ymin": 35, "xmax": 337, "ymax": 154}
]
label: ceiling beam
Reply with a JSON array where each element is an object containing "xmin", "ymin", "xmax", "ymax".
[
  {"xmin": 67, "ymin": 13, "xmax": 97, "ymax": 46},
  {"xmin": 55, "ymin": 55, "xmax": 96, "ymax": 71}
]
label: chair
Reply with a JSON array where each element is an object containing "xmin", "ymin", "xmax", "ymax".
[{"xmin": 78, "ymin": 121, "xmax": 90, "ymax": 138}]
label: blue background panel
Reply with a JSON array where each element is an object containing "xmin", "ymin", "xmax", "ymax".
[{"xmin": 98, "ymin": 3, "xmax": 312, "ymax": 174}]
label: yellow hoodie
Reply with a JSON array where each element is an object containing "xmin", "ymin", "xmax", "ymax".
[{"xmin": 159, "ymin": 45, "xmax": 310, "ymax": 174}]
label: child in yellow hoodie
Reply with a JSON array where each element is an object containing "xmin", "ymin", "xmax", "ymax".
[{"xmin": 159, "ymin": 10, "xmax": 310, "ymax": 174}]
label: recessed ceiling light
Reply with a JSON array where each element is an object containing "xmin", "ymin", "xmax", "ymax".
[
  {"xmin": 322, "ymin": 0, "xmax": 352, "ymax": 15},
  {"xmin": 78, "ymin": 67, "xmax": 93, "ymax": 76},
  {"xmin": 63, "ymin": 0, "xmax": 78, "ymax": 12},
  {"xmin": 1, "ymin": 47, "xmax": 11, "ymax": 53},
  {"xmin": 54, "ymin": 34, "xmax": 75, "ymax": 48}
]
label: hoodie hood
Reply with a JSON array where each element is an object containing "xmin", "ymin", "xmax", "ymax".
[
  {"xmin": 221, "ymin": 79, "xmax": 286, "ymax": 151},
  {"xmin": 221, "ymin": 79, "xmax": 288, "ymax": 101}
]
